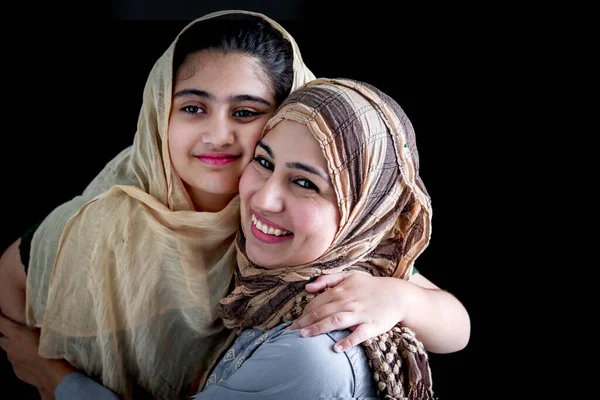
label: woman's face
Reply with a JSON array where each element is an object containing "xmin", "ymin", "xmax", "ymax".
[
  {"xmin": 168, "ymin": 49, "xmax": 277, "ymax": 211},
  {"xmin": 239, "ymin": 120, "xmax": 340, "ymax": 269}
]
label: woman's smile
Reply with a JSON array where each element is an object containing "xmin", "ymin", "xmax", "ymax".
[{"xmin": 250, "ymin": 212, "xmax": 293, "ymax": 244}]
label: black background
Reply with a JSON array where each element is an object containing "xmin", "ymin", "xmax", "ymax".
[{"xmin": 1, "ymin": 1, "xmax": 531, "ymax": 398}]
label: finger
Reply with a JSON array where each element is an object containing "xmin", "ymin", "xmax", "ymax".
[
  {"xmin": 289, "ymin": 300, "xmax": 351, "ymax": 331},
  {"xmin": 333, "ymin": 323, "xmax": 373, "ymax": 352},
  {"xmin": 305, "ymin": 273, "xmax": 349, "ymax": 292},
  {"xmin": 303, "ymin": 288, "xmax": 338, "ymax": 315},
  {"xmin": 298, "ymin": 311, "xmax": 358, "ymax": 338},
  {"xmin": 0, "ymin": 336, "xmax": 8, "ymax": 351},
  {"xmin": 0, "ymin": 310, "xmax": 18, "ymax": 338},
  {"xmin": 287, "ymin": 292, "xmax": 337, "ymax": 331}
]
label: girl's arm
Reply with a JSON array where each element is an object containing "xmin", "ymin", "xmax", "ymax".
[
  {"xmin": 0, "ymin": 311, "xmax": 119, "ymax": 400},
  {"xmin": 287, "ymin": 272, "xmax": 471, "ymax": 354}
]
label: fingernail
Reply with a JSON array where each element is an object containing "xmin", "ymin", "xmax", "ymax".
[
  {"xmin": 334, "ymin": 344, "xmax": 343, "ymax": 353},
  {"xmin": 301, "ymin": 329, "xmax": 310, "ymax": 337}
]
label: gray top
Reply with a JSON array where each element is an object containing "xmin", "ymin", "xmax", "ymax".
[
  {"xmin": 55, "ymin": 322, "xmax": 377, "ymax": 400},
  {"xmin": 55, "ymin": 371, "xmax": 119, "ymax": 400}
]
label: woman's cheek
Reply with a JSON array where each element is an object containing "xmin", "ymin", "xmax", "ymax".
[{"xmin": 239, "ymin": 166, "xmax": 257, "ymax": 204}]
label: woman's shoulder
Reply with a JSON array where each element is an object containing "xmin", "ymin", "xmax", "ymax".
[
  {"xmin": 199, "ymin": 323, "xmax": 377, "ymax": 399},
  {"xmin": 268, "ymin": 323, "xmax": 364, "ymax": 366},
  {"xmin": 269, "ymin": 324, "xmax": 376, "ymax": 395}
]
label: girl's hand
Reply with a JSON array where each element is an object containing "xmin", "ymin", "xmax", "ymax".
[
  {"xmin": 288, "ymin": 273, "xmax": 411, "ymax": 352},
  {"xmin": 0, "ymin": 311, "xmax": 77, "ymax": 396}
]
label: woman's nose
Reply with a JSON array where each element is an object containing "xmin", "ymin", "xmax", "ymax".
[{"xmin": 251, "ymin": 177, "xmax": 284, "ymax": 214}]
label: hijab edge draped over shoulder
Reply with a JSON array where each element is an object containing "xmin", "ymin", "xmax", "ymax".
[{"xmin": 24, "ymin": 10, "xmax": 315, "ymax": 399}]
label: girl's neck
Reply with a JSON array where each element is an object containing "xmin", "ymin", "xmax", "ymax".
[{"xmin": 185, "ymin": 183, "xmax": 237, "ymax": 213}]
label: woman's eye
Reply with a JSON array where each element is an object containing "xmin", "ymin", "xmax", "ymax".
[
  {"xmin": 253, "ymin": 156, "xmax": 274, "ymax": 171},
  {"xmin": 182, "ymin": 105, "xmax": 204, "ymax": 114},
  {"xmin": 234, "ymin": 109, "xmax": 260, "ymax": 118},
  {"xmin": 294, "ymin": 179, "xmax": 319, "ymax": 193}
]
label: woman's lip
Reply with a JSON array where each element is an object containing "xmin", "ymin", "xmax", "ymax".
[
  {"xmin": 251, "ymin": 211, "xmax": 289, "ymax": 232},
  {"xmin": 250, "ymin": 222, "xmax": 293, "ymax": 244},
  {"xmin": 249, "ymin": 211, "xmax": 293, "ymax": 244}
]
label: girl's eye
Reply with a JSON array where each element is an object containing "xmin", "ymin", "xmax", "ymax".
[
  {"xmin": 234, "ymin": 109, "xmax": 260, "ymax": 118},
  {"xmin": 253, "ymin": 156, "xmax": 274, "ymax": 171},
  {"xmin": 294, "ymin": 178, "xmax": 320, "ymax": 193},
  {"xmin": 182, "ymin": 105, "xmax": 204, "ymax": 114}
]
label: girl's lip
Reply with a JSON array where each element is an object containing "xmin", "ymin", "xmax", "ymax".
[
  {"xmin": 196, "ymin": 153, "xmax": 239, "ymax": 158},
  {"xmin": 194, "ymin": 153, "xmax": 239, "ymax": 166},
  {"xmin": 251, "ymin": 211, "xmax": 289, "ymax": 232}
]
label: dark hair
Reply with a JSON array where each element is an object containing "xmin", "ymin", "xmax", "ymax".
[{"xmin": 172, "ymin": 14, "xmax": 294, "ymax": 106}]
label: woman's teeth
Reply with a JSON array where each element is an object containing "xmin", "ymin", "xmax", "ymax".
[{"xmin": 252, "ymin": 214, "xmax": 291, "ymax": 236}]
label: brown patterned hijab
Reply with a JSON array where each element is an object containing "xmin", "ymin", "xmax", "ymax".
[{"xmin": 219, "ymin": 78, "xmax": 435, "ymax": 399}]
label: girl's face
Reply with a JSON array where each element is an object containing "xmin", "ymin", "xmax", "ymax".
[
  {"xmin": 239, "ymin": 120, "xmax": 340, "ymax": 269},
  {"xmin": 168, "ymin": 49, "xmax": 277, "ymax": 212}
]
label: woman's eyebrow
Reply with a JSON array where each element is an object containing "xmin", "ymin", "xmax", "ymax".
[
  {"xmin": 257, "ymin": 141, "xmax": 329, "ymax": 183},
  {"xmin": 257, "ymin": 141, "xmax": 274, "ymax": 158},
  {"xmin": 286, "ymin": 162, "xmax": 329, "ymax": 183}
]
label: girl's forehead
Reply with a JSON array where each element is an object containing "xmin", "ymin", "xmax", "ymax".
[
  {"xmin": 175, "ymin": 50, "xmax": 256, "ymax": 81},
  {"xmin": 172, "ymin": 51, "xmax": 275, "ymax": 102}
]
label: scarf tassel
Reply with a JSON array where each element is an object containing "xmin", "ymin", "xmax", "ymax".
[{"xmin": 364, "ymin": 326, "xmax": 436, "ymax": 400}]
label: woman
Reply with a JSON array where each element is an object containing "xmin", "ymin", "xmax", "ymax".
[
  {"xmin": 3, "ymin": 78, "xmax": 470, "ymax": 399},
  {"xmin": 200, "ymin": 77, "xmax": 466, "ymax": 399}
]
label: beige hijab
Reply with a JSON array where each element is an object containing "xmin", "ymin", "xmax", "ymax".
[
  {"xmin": 24, "ymin": 10, "xmax": 314, "ymax": 399},
  {"xmin": 219, "ymin": 78, "xmax": 434, "ymax": 399}
]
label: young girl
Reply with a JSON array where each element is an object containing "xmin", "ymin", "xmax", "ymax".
[{"xmin": 0, "ymin": 10, "xmax": 315, "ymax": 399}]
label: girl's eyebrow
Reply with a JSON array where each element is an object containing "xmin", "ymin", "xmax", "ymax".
[
  {"xmin": 257, "ymin": 141, "xmax": 329, "ymax": 183},
  {"xmin": 174, "ymin": 89, "xmax": 272, "ymax": 106},
  {"xmin": 174, "ymin": 89, "xmax": 212, "ymax": 100},
  {"xmin": 229, "ymin": 94, "xmax": 272, "ymax": 106}
]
